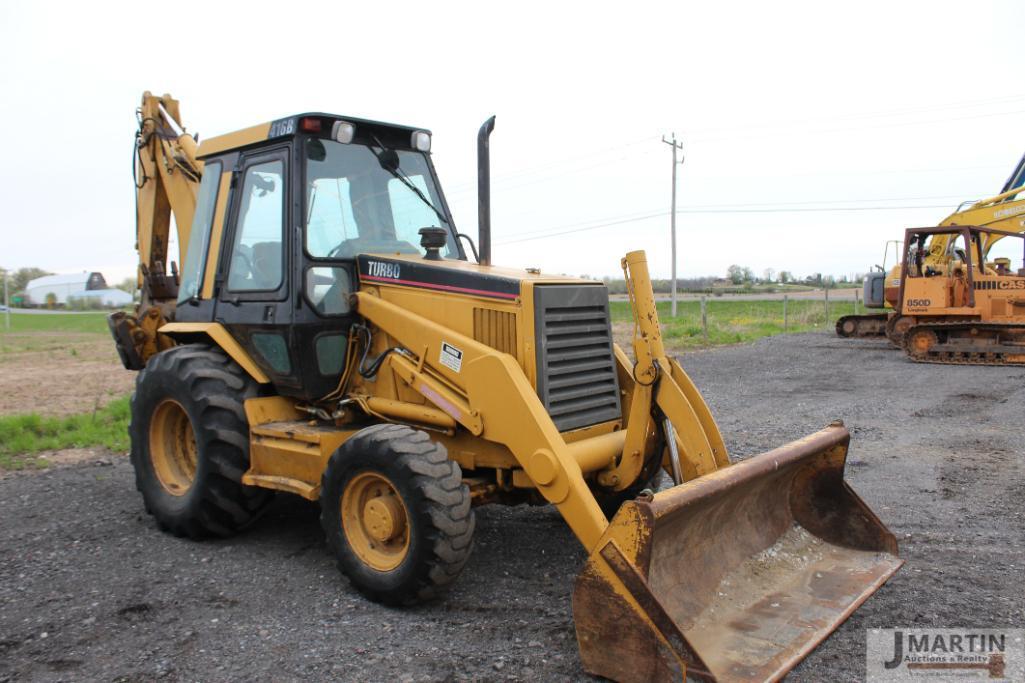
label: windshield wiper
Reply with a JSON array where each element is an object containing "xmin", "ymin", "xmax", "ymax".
[{"xmin": 370, "ymin": 136, "xmax": 450, "ymax": 226}]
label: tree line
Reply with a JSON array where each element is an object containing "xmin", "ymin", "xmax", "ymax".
[{"xmin": 594, "ymin": 266, "xmax": 864, "ymax": 295}]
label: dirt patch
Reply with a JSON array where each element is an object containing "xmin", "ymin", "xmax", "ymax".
[{"xmin": 0, "ymin": 333, "xmax": 134, "ymax": 416}]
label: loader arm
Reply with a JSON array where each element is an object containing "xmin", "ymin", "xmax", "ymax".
[
  {"xmin": 353, "ymin": 252, "xmax": 734, "ymax": 552},
  {"xmin": 355, "ymin": 289, "xmax": 613, "ymax": 550}
]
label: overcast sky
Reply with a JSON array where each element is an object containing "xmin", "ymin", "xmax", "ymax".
[{"xmin": 1, "ymin": 0, "xmax": 1023, "ymax": 283}]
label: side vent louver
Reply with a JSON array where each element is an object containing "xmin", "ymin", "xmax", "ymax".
[
  {"xmin": 534, "ymin": 285, "xmax": 621, "ymax": 432},
  {"xmin": 473, "ymin": 308, "xmax": 517, "ymax": 355}
]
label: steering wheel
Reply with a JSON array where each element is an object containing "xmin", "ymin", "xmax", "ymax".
[
  {"xmin": 328, "ymin": 242, "xmax": 352, "ymax": 260},
  {"xmin": 230, "ymin": 251, "xmax": 254, "ymax": 282}
]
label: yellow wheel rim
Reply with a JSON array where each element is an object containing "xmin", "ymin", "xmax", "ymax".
[
  {"xmin": 149, "ymin": 399, "xmax": 198, "ymax": 496},
  {"xmin": 341, "ymin": 472, "xmax": 411, "ymax": 571}
]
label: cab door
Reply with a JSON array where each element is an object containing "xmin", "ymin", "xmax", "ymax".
[{"xmin": 214, "ymin": 147, "xmax": 298, "ymax": 391}]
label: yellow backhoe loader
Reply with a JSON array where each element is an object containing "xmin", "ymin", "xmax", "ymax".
[
  {"xmin": 836, "ymin": 152, "xmax": 1025, "ymax": 342},
  {"xmin": 111, "ymin": 92, "xmax": 902, "ymax": 682}
]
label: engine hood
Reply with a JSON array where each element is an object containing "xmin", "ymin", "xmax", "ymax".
[{"xmin": 355, "ymin": 253, "xmax": 592, "ymax": 302}]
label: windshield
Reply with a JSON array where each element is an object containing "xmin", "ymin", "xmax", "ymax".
[{"xmin": 304, "ymin": 138, "xmax": 459, "ymax": 260}]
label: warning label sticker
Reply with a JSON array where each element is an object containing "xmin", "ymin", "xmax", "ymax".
[{"xmin": 439, "ymin": 342, "xmax": 463, "ymax": 373}]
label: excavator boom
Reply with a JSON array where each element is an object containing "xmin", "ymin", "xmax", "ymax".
[{"xmin": 110, "ymin": 93, "xmax": 203, "ymax": 369}]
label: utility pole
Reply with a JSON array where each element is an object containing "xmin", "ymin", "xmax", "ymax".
[
  {"xmin": 662, "ymin": 134, "xmax": 685, "ymax": 317},
  {"xmin": 3, "ymin": 270, "xmax": 9, "ymax": 331}
]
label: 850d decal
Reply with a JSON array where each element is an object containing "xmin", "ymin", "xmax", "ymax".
[{"xmin": 356, "ymin": 255, "xmax": 520, "ymax": 300}]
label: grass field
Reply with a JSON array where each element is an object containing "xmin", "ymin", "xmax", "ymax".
[
  {"xmin": 0, "ymin": 397, "xmax": 130, "ymax": 470},
  {"xmin": 609, "ymin": 298, "xmax": 859, "ymax": 348},
  {"xmin": 0, "ymin": 300, "xmax": 860, "ymax": 468},
  {"xmin": 0, "ymin": 312, "xmax": 133, "ymax": 469},
  {"xmin": 0, "ymin": 310, "xmax": 111, "ymax": 334}
]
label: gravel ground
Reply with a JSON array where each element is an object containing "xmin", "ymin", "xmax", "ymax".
[{"xmin": 1, "ymin": 332, "xmax": 1023, "ymax": 682}]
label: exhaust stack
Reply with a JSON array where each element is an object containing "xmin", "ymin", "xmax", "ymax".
[{"xmin": 477, "ymin": 116, "xmax": 496, "ymax": 266}]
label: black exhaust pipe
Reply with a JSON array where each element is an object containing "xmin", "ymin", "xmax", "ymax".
[{"xmin": 477, "ymin": 116, "xmax": 496, "ymax": 266}]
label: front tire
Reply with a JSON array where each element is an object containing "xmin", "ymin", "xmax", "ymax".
[
  {"xmin": 320, "ymin": 424, "xmax": 475, "ymax": 605},
  {"xmin": 130, "ymin": 344, "xmax": 273, "ymax": 538}
]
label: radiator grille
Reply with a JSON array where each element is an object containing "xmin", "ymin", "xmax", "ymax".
[
  {"xmin": 534, "ymin": 285, "xmax": 621, "ymax": 431},
  {"xmin": 473, "ymin": 308, "xmax": 517, "ymax": 355}
]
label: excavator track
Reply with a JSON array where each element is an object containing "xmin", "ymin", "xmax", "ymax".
[
  {"xmin": 902, "ymin": 321, "xmax": 1025, "ymax": 366},
  {"xmin": 885, "ymin": 314, "xmax": 918, "ymax": 346},
  {"xmin": 835, "ymin": 313, "xmax": 889, "ymax": 338}
]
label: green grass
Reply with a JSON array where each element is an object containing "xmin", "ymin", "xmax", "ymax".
[
  {"xmin": 0, "ymin": 396, "xmax": 130, "ymax": 470},
  {"xmin": 0, "ymin": 311, "xmax": 111, "ymax": 334},
  {"xmin": 610, "ymin": 299, "xmax": 860, "ymax": 348}
]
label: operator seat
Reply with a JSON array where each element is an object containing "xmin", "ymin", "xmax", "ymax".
[{"xmin": 251, "ymin": 241, "xmax": 282, "ymax": 289}]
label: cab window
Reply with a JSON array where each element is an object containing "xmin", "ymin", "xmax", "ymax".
[
  {"xmin": 303, "ymin": 138, "xmax": 457, "ymax": 260},
  {"xmin": 227, "ymin": 160, "xmax": 285, "ymax": 291},
  {"xmin": 177, "ymin": 161, "xmax": 221, "ymax": 302}
]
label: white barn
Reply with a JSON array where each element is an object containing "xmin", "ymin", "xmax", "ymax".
[
  {"xmin": 68, "ymin": 289, "xmax": 133, "ymax": 307},
  {"xmin": 25, "ymin": 272, "xmax": 111, "ymax": 306}
]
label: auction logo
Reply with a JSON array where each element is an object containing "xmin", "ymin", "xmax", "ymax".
[{"xmin": 867, "ymin": 629, "xmax": 1024, "ymax": 681}]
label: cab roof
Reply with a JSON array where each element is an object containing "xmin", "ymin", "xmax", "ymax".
[{"xmin": 196, "ymin": 113, "xmax": 430, "ymax": 158}]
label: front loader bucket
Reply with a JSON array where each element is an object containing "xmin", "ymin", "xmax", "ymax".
[{"xmin": 573, "ymin": 424, "xmax": 902, "ymax": 683}]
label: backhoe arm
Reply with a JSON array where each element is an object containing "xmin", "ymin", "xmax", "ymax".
[
  {"xmin": 134, "ymin": 91, "xmax": 202, "ymax": 309},
  {"xmin": 110, "ymin": 92, "xmax": 203, "ymax": 371}
]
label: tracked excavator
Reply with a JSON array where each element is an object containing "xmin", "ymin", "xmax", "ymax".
[
  {"xmin": 110, "ymin": 92, "xmax": 901, "ymax": 682},
  {"xmin": 836, "ymin": 152, "xmax": 1025, "ymax": 341}
]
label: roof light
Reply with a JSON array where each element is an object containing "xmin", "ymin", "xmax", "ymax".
[
  {"xmin": 300, "ymin": 117, "xmax": 322, "ymax": 133},
  {"xmin": 411, "ymin": 130, "xmax": 431, "ymax": 152},
  {"xmin": 332, "ymin": 120, "xmax": 355, "ymax": 144}
]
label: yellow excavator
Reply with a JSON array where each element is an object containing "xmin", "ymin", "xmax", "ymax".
[
  {"xmin": 835, "ymin": 153, "xmax": 1025, "ymax": 341},
  {"xmin": 111, "ymin": 92, "xmax": 902, "ymax": 682}
]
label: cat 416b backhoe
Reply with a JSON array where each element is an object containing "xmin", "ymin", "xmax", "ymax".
[{"xmin": 110, "ymin": 92, "xmax": 902, "ymax": 683}]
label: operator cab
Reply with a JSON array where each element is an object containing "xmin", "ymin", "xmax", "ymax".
[{"xmin": 175, "ymin": 114, "xmax": 464, "ymax": 399}]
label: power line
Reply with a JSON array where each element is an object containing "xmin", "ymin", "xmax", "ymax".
[
  {"xmin": 689, "ymin": 108, "xmax": 1025, "ymax": 144},
  {"xmin": 440, "ymin": 97, "xmax": 1025, "ymax": 202},
  {"xmin": 496, "ymin": 202, "xmax": 961, "ymax": 245},
  {"xmin": 498, "ymin": 193, "xmax": 974, "ymax": 241},
  {"xmin": 443, "ymin": 135, "xmax": 660, "ymax": 193},
  {"xmin": 683, "ymin": 94, "xmax": 1025, "ymax": 140}
]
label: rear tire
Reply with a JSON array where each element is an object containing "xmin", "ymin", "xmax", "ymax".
[
  {"xmin": 320, "ymin": 424, "xmax": 475, "ymax": 605},
  {"xmin": 130, "ymin": 344, "xmax": 273, "ymax": 538}
]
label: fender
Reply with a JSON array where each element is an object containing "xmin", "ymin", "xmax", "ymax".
[{"xmin": 159, "ymin": 322, "xmax": 270, "ymax": 384}]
